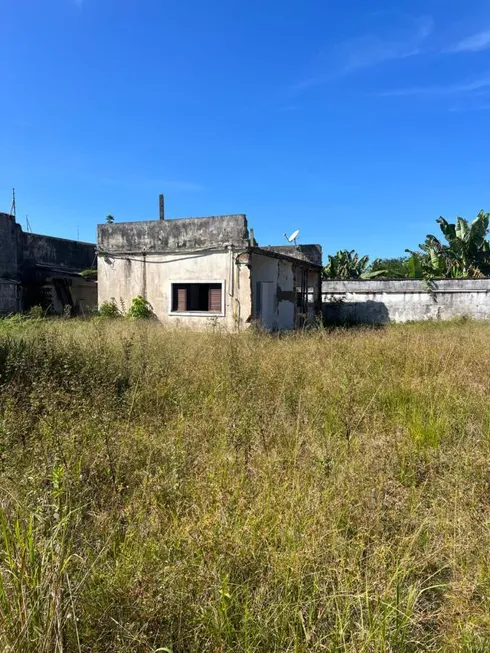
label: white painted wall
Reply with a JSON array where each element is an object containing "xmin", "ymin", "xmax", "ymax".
[{"xmin": 322, "ymin": 279, "xmax": 490, "ymax": 323}]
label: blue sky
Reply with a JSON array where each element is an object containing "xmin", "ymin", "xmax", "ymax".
[{"xmin": 2, "ymin": 1, "xmax": 490, "ymax": 259}]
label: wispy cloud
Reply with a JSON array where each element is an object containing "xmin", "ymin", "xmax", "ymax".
[
  {"xmin": 294, "ymin": 15, "xmax": 433, "ymax": 92},
  {"xmin": 378, "ymin": 77, "xmax": 490, "ymax": 97},
  {"xmin": 449, "ymin": 102, "xmax": 490, "ymax": 113},
  {"xmin": 448, "ymin": 30, "xmax": 490, "ymax": 53}
]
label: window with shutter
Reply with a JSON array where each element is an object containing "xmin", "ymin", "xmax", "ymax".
[
  {"xmin": 208, "ymin": 287, "xmax": 221, "ymax": 312},
  {"xmin": 170, "ymin": 282, "xmax": 223, "ymax": 314},
  {"xmin": 176, "ymin": 287, "xmax": 187, "ymax": 312}
]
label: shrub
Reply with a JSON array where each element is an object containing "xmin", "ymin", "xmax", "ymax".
[
  {"xmin": 99, "ymin": 298, "xmax": 121, "ymax": 318},
  {"xmin": 127, "ymin": 295, "xmax": 154, "ymax": 319},
  {"xmin": 27, "ymin": 305, "xmax": 45, "ymax": 319}
]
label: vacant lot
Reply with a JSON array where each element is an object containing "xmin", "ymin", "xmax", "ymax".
[{"xmin": 0, "ymin": 318, "xmax": 489, "ymax": 652}]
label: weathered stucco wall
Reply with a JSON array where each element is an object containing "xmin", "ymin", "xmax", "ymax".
[
  {"xmin": 308, "ymin": 269, "xmax": 322, "ymax": 322},
  {"xmin": 0, "ymin": 213, "xmax": 20, "ymax": 280},
  {"xmin": 22, "ymin": 233, "xmax": 96, "ymax": 272},
  {"xmin": 98, "ymin": 215, "xmax": 249, "ymax": 253},
  {"xmin": 98, "ymin": 249, "xmax": 252, "ymax": 329},
  {"xmin": 250, "ymin": 253, "xmax": 298, "ymax": 330},
  {"xmin": 45, "ymin": 278, "xmax": 98, "ymax": 315},
  {"xmin": 0, "ymin": 280, "xmax": 20, "ymax": 314},
  {"xmin": 0, "ymin": 213, "xmax": 20, "ymax": 313},
  {"xmin": 0, "ymin": 213, "xmax": 97, "ymax": 315},
  {"xmin": 322, "ymin": 279, "xmax": 490, "ymax": 324}
]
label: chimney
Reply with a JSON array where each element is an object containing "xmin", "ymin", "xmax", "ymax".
[{"xmin": 159, "ymin": 194, "xmax": 165, "ymax": 220}]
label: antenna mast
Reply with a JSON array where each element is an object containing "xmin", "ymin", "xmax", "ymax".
[{"xmin": 10, "ymin": 188, "xmax": 16, "ymax": 218}]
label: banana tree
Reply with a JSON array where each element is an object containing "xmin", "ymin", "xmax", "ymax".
[
  {"xmin": 407, "ymin": 210, "xmax": 490, "ymax": 278},
  {"xmin": 323, "ymin": 250, "xmax": 386, "ymax": 279}
]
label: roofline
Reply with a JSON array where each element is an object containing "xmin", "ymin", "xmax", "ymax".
[
  {"xmin": 250, "ymin": 246, "xmax": 323, "ymax": 269},
  {"xmin": 97, "ymin": 244, "xmax": 323, "ymax": 268},
  {"xmin": 26, "ymin": 232, "xmax": 95, "ymax": 247},
  {"xmin": 97, "ymin": 214, "xmax": 247, "ymax": 228}
]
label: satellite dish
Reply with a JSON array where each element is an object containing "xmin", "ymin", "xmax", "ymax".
[{"xmin": 283, "ymin": 229, "xmax": 300, "ymax": 246}]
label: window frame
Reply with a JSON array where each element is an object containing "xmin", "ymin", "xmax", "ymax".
[{"xmin": 168, "ymin": 280, "xmax": 226, "ymax": 317}]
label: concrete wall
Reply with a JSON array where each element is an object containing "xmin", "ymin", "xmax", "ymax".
[
  {"xmin": 45, "ymin": 278, "xmax": 98, "ymax": 315},
  {"xmin": 98, "ymin": 249, "xmax": 252, "ymax": 329},
  {"xmin": 250, "ymin": 252, "xmax": 321, "ymax": 330},
  {"xmin": 252, "ymin": 254, "xmax": 289, "ymax": 329},
  {"xmin": 0, "ymin": 212, "xmax": 97, "ymax": 315},
  {"xmin": 0, "ymin": 280, "xmax": 20, "ymax": 314},
  {"xmin": 22, "ymin": 233, "xmax": 96, "ymax": 272},
  {"xmin": 98, "ymin": 215, "xmax": 249, "ymax": 253},
  {"xmin": 0, "ymin": 213, "xmax": 20, "ymax": 280},
  {"xmin": 322, "ymin": 279, "xmax": 490, "ymax": 324},
  {"xmin": 0, "ymin": 213, "xmax": 21, "ymax": 313}
]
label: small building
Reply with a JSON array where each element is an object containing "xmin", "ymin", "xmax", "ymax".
[
  {"xmin": 0, "ymin": 212, "xmax": 97, "ymax": 315},
  {"xmin": 97, "ymin": 213, "xmax": 322, "ymax": 330}
]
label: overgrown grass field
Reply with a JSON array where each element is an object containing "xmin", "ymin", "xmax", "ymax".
[{"xmin": 0, "ymin": 318, "xmax": 489, "ymax": 652}]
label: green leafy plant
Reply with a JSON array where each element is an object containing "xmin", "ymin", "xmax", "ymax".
[
  {"xmin": 27, "ymin": 305, "xmax": 45, "ymax": 319},
  {"xmin": 127, "ymin": 295, "xmax": 154, "ymax": 319},
  {"xmin": 99, "ymin": 298, "xmax": 121, "ymax": 318},
  {"xmin": 80, "ymin": 269, "xmax": 97, "ymax": 280},
  {"xmin": 106, "ymin": 214, "xmax": 115, "ymax": 224},
  {"xmin": 370, "ymin": 257, "xmax": 414, "ymax": 278},
  {"xmin": 407, "ymin": 210, "xmax": 490, "ymax": 278},
  {"xmin": 323, "ymin": 250, "xmax": 386, "ymax": 279}
]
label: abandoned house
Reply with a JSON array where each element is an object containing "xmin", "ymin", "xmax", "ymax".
[
  {"xmin": 97, "ymin": 211, "xmax": 322, "ymax": 330},
  {"xmin": 0, "ymin": 212, "xmax": 97, "ymax": 315}
]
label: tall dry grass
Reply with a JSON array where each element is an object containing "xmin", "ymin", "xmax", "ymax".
[{"xmin": 0, "ymin": 317, "xmax": 489, "ymax": 652}]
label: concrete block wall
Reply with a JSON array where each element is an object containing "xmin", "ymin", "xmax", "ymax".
[
  {"xmin": 322, "ymin": 279, "xmax": 490, "ymax": 324},
  {"xmin": 0, "ymin": 213, "xmax": 20, "ymax": 313},
  {"xmin": 0, "ymin": 213, "xmax": 19, "ymax": 279},
  {"xmin": 0, "ymin": 281, "xmax": 20, "ymax": 314},
  {"xmin": 0, "ymin": 212, "xmax": 97, "ymax": 315},
  {"xmin": 22, "ymin": 233, "xmax": 96, "ymax": 272}
]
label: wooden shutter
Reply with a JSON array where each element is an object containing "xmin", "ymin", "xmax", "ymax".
[
  {"xmin": 208, "ymin": 287, "xmax": 222, "ymax": 312},
  {"xmin": 176, "ymin": 287, "xmax": 187, "ymax": 312}
]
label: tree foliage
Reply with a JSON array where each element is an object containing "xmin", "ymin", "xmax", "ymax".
[
  {"xmin": 370, "ymin": 257, "xmax": 414, "ymax": 279},
  {"xmin": 326, "ymin": 211, "xmax": 490, "ymax": 280},
  {"xmin": 323, "ymin": 250, "xmax": 386, "ymax": 280},
  {"xmin": 407, "ymin": 210, "xmax": 490, "ymax": 278}
]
